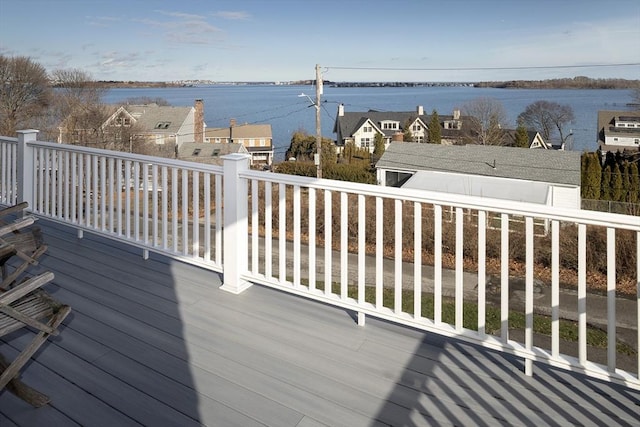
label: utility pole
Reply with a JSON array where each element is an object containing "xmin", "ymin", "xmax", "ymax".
[{"xmin": 315, "ymin": 64, "xmax": 322, "ymax": 179}]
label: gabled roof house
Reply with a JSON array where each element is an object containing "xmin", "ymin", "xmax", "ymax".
[
  {"xmin": 597, "ymin": 110, "xmax": 640, "ymax": 153},
  {"xmin": 58, "ymin": 99, "xmax": 206, "ymax": 150},
  {"xmin": 333, "ymin": 104, "xmax": 471, "ymax": 151},
  {"xmin": 376, "ymin": 143, "xmax": 581, "ymax": 209},
  {"xmin": 205, "ymin": 119, "xmax": 273, "ymax": 166}
]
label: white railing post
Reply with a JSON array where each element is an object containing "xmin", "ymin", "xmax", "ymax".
[
  {"xmin": 16, "ymin": 129, "xmax": 38, "ymax": 210},
  {"xmin": 220, "ymin": 153, "xmax": 252, "ymax": 294}
]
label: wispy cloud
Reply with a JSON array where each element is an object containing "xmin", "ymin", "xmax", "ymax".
[
  {"xmin": 97, "ymin": 51, "xmax": 142, "ymax": 70},
  {"xmin": 134, "ymin": 10, "xmax": 224, "ymax": 45},
  {"xmin": 86, "ymin": 15, "xmax": 122, "ymax": 28},
  {"xmin": 213, "ymin": 11, "xmax": 250, "ymax": 20}
]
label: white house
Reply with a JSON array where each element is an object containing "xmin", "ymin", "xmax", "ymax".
[{"xmin": 598, "ymin": 110, "xmax": 640, "ymax": 153}]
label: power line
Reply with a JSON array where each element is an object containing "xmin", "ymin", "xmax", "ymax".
[{"xmin": 327, "ymin": 63, "xmax": 640, "ymax": 72}]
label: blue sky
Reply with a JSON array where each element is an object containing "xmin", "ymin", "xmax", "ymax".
[{"xmin": 1, "ymin": 0, "xmax": 639, "ymax": 82}]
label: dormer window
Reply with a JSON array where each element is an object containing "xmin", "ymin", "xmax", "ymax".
[
  {"xmin": 380, "ymin": 120, "xmax": 399, "ymax": 130},
  {"xmin": 192, "ymin": 148, "xmax": 201, "ymax": 156}
]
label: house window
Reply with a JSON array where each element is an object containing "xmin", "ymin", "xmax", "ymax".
[
  {"xmin": 192, "ymin": 149, "xmax": 201, "ymax": 156},
  {"xmin": 123, "ymin": 118, "xmax": 131, "ymax": 126},
  {"xmin": 260, "ymin": 138, "xmax": 266, "ymax": 146},
  {"xmin": 614, "ymin": 138, "xmax": 619, "ymax": 141},
  {"xmin": 635, "ymin": 139, "xmax": 639, "ymax": 145},
  {"xmin": 412, "ymin": 124, "xmax": 421, "ymax": 131},
  {"xmin": 363, "ymin": 126, "xmax": 372, "ymax": 133},
  {"xmin": 213, "ymin": 149, "xmax": 220, "ymax": 157},
  {"xmin": 361, "ymin": 138, "xmax": 371, "ymax": 148},
  {"xmin": 215, "ymin": 138, "xmax": 221, "ymax": 143}
]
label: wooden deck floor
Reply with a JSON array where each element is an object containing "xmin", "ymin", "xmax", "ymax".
[{"xmin": 1, "ymin": 219, "xmax": 639, "ymax": 426}]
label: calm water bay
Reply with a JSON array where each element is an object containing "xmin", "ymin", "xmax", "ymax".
[{"xmin": 103, "ymin": 85, "xmax": 635, "ymax": 161}]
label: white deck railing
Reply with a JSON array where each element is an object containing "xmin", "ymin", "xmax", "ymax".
[{"xmin": 2, "ymin": 130, "xmax": 639, "ymax": 390}]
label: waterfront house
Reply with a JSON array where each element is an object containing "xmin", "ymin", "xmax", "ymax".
[
  {"xmin": 333, "ymin": 104, "xmax": 471, "ymax": 151},
  {"xmin": 205, "ymin": 120, "xmax": 273, "ymax": 167},
  {"xmin": 58, "ymin": 99, "xmax": 206, "ymax": 151},
  {"xmin": 597, "ymin": 110, "xmax": 640, "ymax": 153},
  {"xmin": 376, "ymin": 143, "xmax": 581, "ymax": 209}
]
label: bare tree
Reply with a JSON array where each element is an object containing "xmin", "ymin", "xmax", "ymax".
[
  {"xmin": 38, "ymin": 68, "xmax": 107, "ymax": 141},
  {"xmin": 461, "ymin": 97, "xmax": 507, "ymax": 145},
  {"xmin": 0, "ymin": 55, "xmax": 52, "ymax": 135},
  {"xmin": 517, "ymin": 100, "xmax": 575, "ymax": 147}
]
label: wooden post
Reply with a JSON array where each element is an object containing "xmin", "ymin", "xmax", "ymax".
[
  {"xmin": 220, "ymin": 153, "xmax": 252, "ymax": 294},
  {"xmin": 16, "ymin": 130, "xmax": 38, "ymax": 212}
]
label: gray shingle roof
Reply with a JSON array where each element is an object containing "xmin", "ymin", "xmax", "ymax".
[
  {"xmin": 126, "ymin": 105, "xmax": 193, "ymax": 134},
  {"xmin": 376, "ymin": 143, "xmax": 581, "ymax": 186},
  {"xmin": 334, "ymin": 110, "xmax": 470, "ymax": 145},
  {"xmin": 177, "ymin": 142, "xmax": 246, "ymax": 165}
]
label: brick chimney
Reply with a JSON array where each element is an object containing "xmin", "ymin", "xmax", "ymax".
[
  {"xmin": 392, "ymin": 131, "xmax": 404, "ymax": 142},
  {"xmin": 194, "ymin": 99, "xmax": 204, "ymax": 143}
]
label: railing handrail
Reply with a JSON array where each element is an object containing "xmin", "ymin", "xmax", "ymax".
[{"xmin": 242, "ymin": 169, "xmax": 640, "ymax": 231}]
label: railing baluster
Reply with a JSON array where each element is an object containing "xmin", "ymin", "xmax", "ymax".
[
  {"xmin": 133, "ymin": 161, "xmax": 140, "ymax": 240},
  {"xmin": 100, "ymin": 156, "xmax": 106, "ymax": 230},
  {"xmin": 265, "ymin": 182, "xmax": 272, "ymax": 278},
  {"xmin": 525, "ymin": 216, "xmax": 534, "ymax": 376},
  {"xmin": 455, "ymin": 207, "xmax": 463, "ymax": 331},
  {"xmin": 64, "ymin": 151, "xmax": 70, "ymax": 220},
  {"xmin": 607, "ymin": 227, "xmax": 616, "ymax": 372},
  {"xmin": 358, "ymin": 194, "xmax": 366, "ymax": 305},
  {"xmin": 143, "ymin": 163, "xmax": 149, "ymax": 245},
  {"xmin": 578, "ymin": 223, "xmax": 587, "ymax": 366},
  {"xmin": 71, "ymin": 152, "xmax": 77, "ymax": 223},
  {"xmin": 92, "ymin": 155, "xmax": 98, "ymax": 228},
  {"xmin": 414, "ymin": 202, "xmax": 422, "ymax": 320},
  {"xmin": 324, "ymin": 189, "xmax": 332, "ymax": 296},
  {"xmin": 152, "ymin": 165, "xmax": 159, "ymax": 247},
  {"xmin": 293, "ymin": 185, "xmax": 301, "ymax": 287},
  {"xmin": 181, "ymin": 169, "xmax": 188, "ymax": 255},
  {"xmin": 478, "ymin": 210, "xmax": 486, "ymax": 337},
  {"xmin": 251, "ymin": 179, "xmax": 258, "ymax": 274},
  {"xmin": 162, "ymin": 167, "xmax": 168, "ymax": 249},
  {"xmin": 192, "ymin": 171, "xmax": 199, "ymax": 256},
  {"xmin": 215, "ymin": 174, "xmax": 222, "ymax": 265},
  {"xmin": 551, "ymin": 219, "xmax": 560, "ymax": 357},
  {"xmin": 108, "ymin": 157, "xmax": 114, "ymax": 232},
  {"xmin": 501, "ymin": 213, "xmax": 509, "ymax": 342},
  {"xmin": 124, "ymin": 160, "xmax": 131, "ymax": 238},
  {"xmin": 171, "ymin": 168, "xmax": 178, "ymax": 252},
  {"xmin": 116, "ymin": 159, "xmax": 123, "ymax": 235},
  {"xmin": 203, "ymin": 171, "xmax": 210, "ymax": 259},
  {"xmin": 57, "ymin": 150, "xmax": 63, "ymax": 218},
  {"xmin": 43, "ymin": 149, "xmax": 50, "ymax": 215},
  {"xmin": 434, "ymin": 204, "xmax": 442, "ymax": 324},
  {"xmin": 341, "ymin": 192, "xmax": 348, "ymax": 299},
  {"xmin": 279, "ymin": 182, "xmax": 286, "ymax": 284},
  {"xmin": 394, "ymin": 199, "xmax": 402, "ymax": 314},
  {"xmin": 375, "ymin": 196, "xmax": 383, "ymax": 309},
  {"xmin": 308, "ymin": 188, "xmax": 316, "ymax": 291},
  {"xmin": 77, "ymin": 153, "xmax": 84, "ymax": 225}
]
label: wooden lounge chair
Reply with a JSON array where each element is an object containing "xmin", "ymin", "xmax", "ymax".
[
  {"xmin": 0, "ymin": 203, "xmax": 47, "ymax": 290},
  {"xmin": 0, "ymin": 271, "xmax": 71, "ymax": 407}
]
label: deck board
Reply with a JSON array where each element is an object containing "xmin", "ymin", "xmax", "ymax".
[{"xmin": 1, "ymin": 218, "xmax": 640, "ymax": 426}]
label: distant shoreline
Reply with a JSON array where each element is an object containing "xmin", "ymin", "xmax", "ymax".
[{"xmin": 82, "ymin": 77, "xmax": 639, "ymax": 90}]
